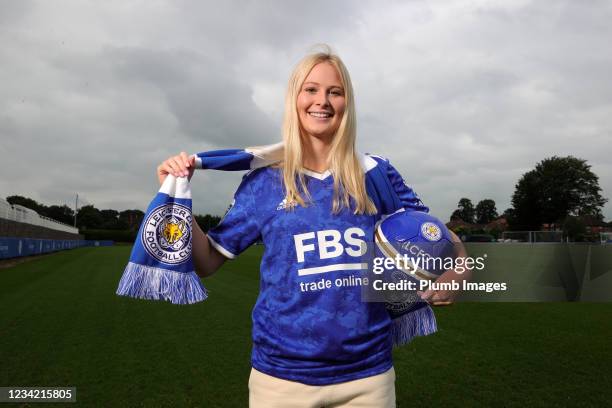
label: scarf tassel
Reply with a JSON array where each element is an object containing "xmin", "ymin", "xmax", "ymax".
[
  {"xmin": 116, "ymin": 261, "xmax": 207, "ymax": 305},
  {"xmin": 391, "ymin": 305, "xmax": 437, "ymax": 347}
]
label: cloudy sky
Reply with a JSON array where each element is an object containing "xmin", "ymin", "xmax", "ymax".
[{"xmin": 1, "ymin": 0, "xmax": 611, "ymax": 222}]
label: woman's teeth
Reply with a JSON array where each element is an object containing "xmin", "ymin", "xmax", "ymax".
[{"xmin": 309, "ymin": 112, "xmax": 332, "ymax": 118}]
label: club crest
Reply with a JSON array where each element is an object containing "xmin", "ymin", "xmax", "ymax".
[
  {"xmin": 420, "ymin": 222, "xmax": 442, "ymax": 242},
  {"xmin": 142, "ymin": 203, "xmax": 192, "ymax": 264}
]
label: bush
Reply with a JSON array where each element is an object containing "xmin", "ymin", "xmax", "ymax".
[
  {"xmin": 464, "ymin": 234, "xmax": 495, "ymax": 242},
  {"xmin": 82, "ymin": 229, "xmax": 136, "ymax": 243}
]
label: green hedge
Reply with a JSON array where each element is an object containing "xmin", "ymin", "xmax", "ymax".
[{"xmin": 81, "ymin": 229, "xmax": 136, "ymax": 242}]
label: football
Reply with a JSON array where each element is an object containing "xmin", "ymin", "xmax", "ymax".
[{"xmin": 375, "ymin": 210, "xmax": 455, "ymax": 285}]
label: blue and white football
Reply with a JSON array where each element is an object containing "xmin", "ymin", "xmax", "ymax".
[{"xmin": 375, "ymin": 210, "xmax": 455, "ymax": 284}]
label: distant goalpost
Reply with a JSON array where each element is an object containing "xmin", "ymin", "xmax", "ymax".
[{"xmin": 501, "ymin": 231, "xmax": 564, "ymax": 243}]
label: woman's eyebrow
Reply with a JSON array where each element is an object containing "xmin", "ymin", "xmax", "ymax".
[{"xmin": 303, "ymin": 81, "xmax": 343, "ymax": 89}]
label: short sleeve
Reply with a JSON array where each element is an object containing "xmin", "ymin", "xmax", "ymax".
[
  {"xmin": 386, "ymin": 161, "xmax": 429, "ymax": 213},
  {"xmin": 206, "ymin": 175, "xmax": 261, "ymax": 259}
]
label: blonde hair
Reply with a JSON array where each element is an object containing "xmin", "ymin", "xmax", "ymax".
[{"xmin": 281, "ymin": 46, "xmax": 377, "ymax": 215}]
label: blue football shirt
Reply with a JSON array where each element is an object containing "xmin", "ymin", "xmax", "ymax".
[{"xmin": 207, "ymin": 154, "xmax": 427, "ymax": 385}]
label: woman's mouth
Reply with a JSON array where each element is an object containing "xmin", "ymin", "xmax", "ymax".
[{"xmin": 308, "ymin": 111, "xmax": 333, "ymax": 118}]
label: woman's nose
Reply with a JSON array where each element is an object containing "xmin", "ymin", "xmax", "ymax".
[{"xmin": 315, "ymin": 91, "xmax": 330, "ymax": 107}]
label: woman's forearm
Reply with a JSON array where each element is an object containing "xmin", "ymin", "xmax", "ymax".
[
  {"xmin": 418, "ymin": 230, "xmax": 472, "ymax": 304},
  {"xmin": 191, "ymin": 219, "xmax": 227, "ymax": 278}
]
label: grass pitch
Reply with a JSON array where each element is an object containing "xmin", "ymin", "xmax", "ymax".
[{"xmin": 0, "ymin": 246, "xmax": 610, "ymax": 407}]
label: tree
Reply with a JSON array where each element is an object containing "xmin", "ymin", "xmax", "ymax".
[
  {"xmin": 119, "ymin": 210, "xmax": 145, "ymax": 231},
  {"xmin": 6, "ymin": 195, "xmax": 41, "ymax": 212},
  {"xmin": 450, "ymin": 209, "xmax": 463, "ymax": 221},
  {"xmin": 452, "ymin": 198, "xmax": 475, "ymax": 224},
  {"xmin": 562, "ymin": 216, "xmax": 588, "ymax": 241},
  {"xmin": 194, "ymin": 214, "xmax": 222, "ymax": 232},
  {"xmin": 475, "ymin": 199, "xmax": 498, "ymax": 224},
  {"xmin": 502, "ymin": 208, "xmax": 517, "ymax": 230},
  {"xmin": 44, "ymin": 205, "xmax": 75, "ymax": 225},
  {"xmin": 510, "ymin": 156, "xmax": 607, "ymax": 230},
  {"xmin": 100, "ymin": 209, "xmax": 127, "ymax": 230},
  {"xmin": 76, "ymin": 205, "xmax": 103, "ymax": 230}
]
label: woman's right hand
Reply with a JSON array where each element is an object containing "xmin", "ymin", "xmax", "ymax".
[{"xmin": 157, "ymin": 152, "xmax": 196, "ymax": 185}]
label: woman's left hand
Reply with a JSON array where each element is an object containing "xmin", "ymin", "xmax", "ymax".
[
  {"xmin": 417, "ymin": 271, "xmax": 460, "ymax": 306},
  {"xmin": 417, "ymin": 230, "xmax": 471, "ymax": 306}
]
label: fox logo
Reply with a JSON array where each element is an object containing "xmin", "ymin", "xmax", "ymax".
[
  {"xmin": 420, "ymin": 222, "xmax": 442, "ymax": 241},
  {"xmin": 142, "ymin": 203, "xmax": 192, "ymax": 265},
  {"xmin": 161, "ymin": 219, "xmax": 187, "ymax": 245}
]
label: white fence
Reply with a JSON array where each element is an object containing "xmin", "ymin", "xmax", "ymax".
[
  {"xmin": 501, "ymin": 230, "xmax": 564, "ymax": 243},
  {"xmin": 0, "ymin": 199, "xmax": 79, "ymax": 235}
]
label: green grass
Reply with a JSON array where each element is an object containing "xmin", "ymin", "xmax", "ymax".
[{"xmin": 0, "ymin": 247, "xmax": 611, "ymax": 407}]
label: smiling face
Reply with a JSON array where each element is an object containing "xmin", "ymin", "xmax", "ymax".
[{"xmin": 296, "ymin": 62, "xmax": 346, "ymax": 140}]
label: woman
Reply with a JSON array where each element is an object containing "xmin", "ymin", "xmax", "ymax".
[{"xmin": 157, "ymin": 48, "xmax": 441, "ymax": 407}]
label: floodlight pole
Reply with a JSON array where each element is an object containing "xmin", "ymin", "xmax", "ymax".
[{"xmin": 74, "ymin": 193, "xmax": 78, "ymax": 228}]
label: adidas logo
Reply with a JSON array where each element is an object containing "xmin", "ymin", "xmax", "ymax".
[
  {"xmin": 276, "ymin": 199, "xmax": 288, "ymax": 210},
  {"xmin": 276, "ymin": 198, "xmax": 295, "ymax": 211}
]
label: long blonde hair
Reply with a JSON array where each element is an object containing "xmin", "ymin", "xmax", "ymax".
[{"xmin": 282, "ymin": 47, "xmax": 377, "ymax": 215}]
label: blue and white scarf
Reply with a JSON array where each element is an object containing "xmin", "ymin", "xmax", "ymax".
[
  {"xmin": 116, "ymin": 142, "xmax": 435, "ymax": 345},
  {"xmin": 115, "ymin": 143, "xmax": 283, "ymax": 305}
]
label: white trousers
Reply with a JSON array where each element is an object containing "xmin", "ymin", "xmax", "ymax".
[{"xmin": 248, "ymin": 367, "xmax": 396, "ymax": 408}]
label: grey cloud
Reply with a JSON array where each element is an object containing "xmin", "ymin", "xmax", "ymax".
[
  {"xmin": 106, "ymin": 46, "xmax": 277, "ymax": 147},
  {"xmin": 172, "ymin": 0, "xmax": 362, "ymax": 56},
  {"xmin": 0, "ymin": 0, "xmax": 31, "ymax": 25},
  {"xmin": 0, "ymin": 0, "xmax": 610, "ymax": 221}
]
